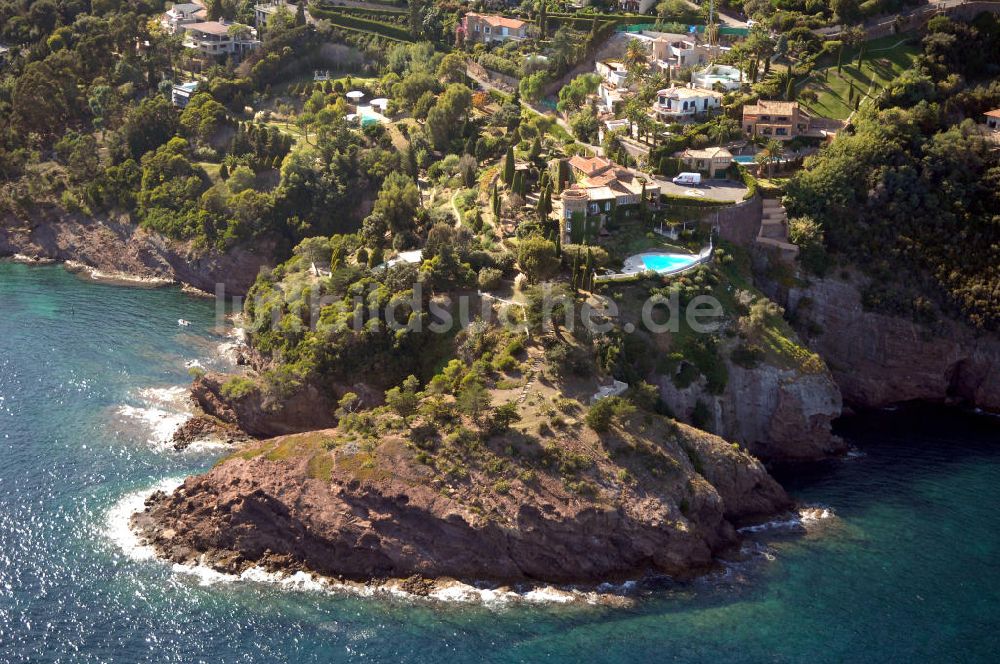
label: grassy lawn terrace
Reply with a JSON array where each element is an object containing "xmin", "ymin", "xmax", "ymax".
[
  {"xmin": 799, "ymin": 34, "xmax": 920, "ymax": 120},
  {"xmin": 600, "ymin": 217, "xmax": 693, "ymax": 265}
]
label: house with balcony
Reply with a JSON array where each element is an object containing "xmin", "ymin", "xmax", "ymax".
[
  {"xmin": 182, "ymin": 21, "xmax": 260, "ymax": 59},
  {"xmin": 459, "ymin": 13, "xmax": 528, "ymax": 44},
  {"xmin": 161, "ymin": 3, "xmax": 206, "ymax": 35},
  {"xmin": 984, "ymin": 109, "xmax": 1000, "ymax": 130},
  {"xmin": 254, "ymin": 1, "xmax": 303, "ymax": 28},
  {"xmin": 653, "ymin": 86, "xmax": 723, "ymax": 121},
  {"xmin": 678, "ymin": 146, "xmax": 733, "ymax": 178},
  {"xmin": 742, "ymin": 100, "xmax": 813, "ymax": 141}
]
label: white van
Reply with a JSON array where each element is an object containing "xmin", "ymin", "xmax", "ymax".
[{"xmin": 672, "ymin": 172, "xmax": 702, "ymax": 186}]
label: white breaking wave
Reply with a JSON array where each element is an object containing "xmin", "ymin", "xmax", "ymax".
[
  {"xmin": 116, "ymin": 385, "xmax": 226, "ymax": 452},
  {"xmin": 738, "ymin": 505, "xmax": 837, "ymax": 534},
  {"xmin": 116, "ymin": 404, "xmax": 190, "ymax": 451},
  {"xmin": 104, "ymin": 477, "xmax": 186, "ymax": 561},
  {"xmin": 216, "ymin": 325, "xmax": 247, "ymax": 364}
]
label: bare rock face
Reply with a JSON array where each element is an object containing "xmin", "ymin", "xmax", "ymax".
[
  {"xmin": 131, "ymin": 424, "xmax": 791, "ymax": 585},
  {"xmin": 191, "ymin": 374, "xmax": 339, "ymax": 439},
  {"xmin": 0, "ymin": 207, "xmax": 276, "ymax": 295},
  {"xmin": 789, "ymin": 275, "xmax": 1000, "ymax": 411},
  {"xmin": 656, "ymin": 362, "xmax": 845, "ymax": 462}
]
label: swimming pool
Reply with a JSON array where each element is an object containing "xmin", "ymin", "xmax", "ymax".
[
  {"xmin": 622, "ymin": 252, "xmax": 701, "ymax": 275},
  {"xmin": 733, "ymin": 155, "xmax": 756, "ymax": 164}
]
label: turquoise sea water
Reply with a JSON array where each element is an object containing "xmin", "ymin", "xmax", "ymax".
[{"xmin": 1, "ymin": 261, "xmax": 999, "ymax": 662}]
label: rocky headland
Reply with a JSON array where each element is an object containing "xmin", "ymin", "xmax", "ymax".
[
  {"xmin": 133, "ymin": 418, "xmax": 791, "ymax": 586},
  {"xmin": 1, "ymin": 207, "xmax": 276, "ymax": 296}
]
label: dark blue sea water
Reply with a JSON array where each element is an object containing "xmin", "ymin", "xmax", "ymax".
[{"xmin": 1, "ymin": 261, "xmax": 999, "ymax": 663}]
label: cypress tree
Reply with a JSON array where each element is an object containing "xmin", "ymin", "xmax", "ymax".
[
  {"xmin": 491, "ymin": 182, "xmax": 501, "ymax": 219},
  {"xmin": 503, "ymin": 147, "xmax": 515, "ymax": 185},
  {"xmin": 571, "ymin": 248, "xmax": 581, "ymax": 293},
  {"xmin": 219, "ymin": 163, "xmax": 229, "ymax": 179},
  {"xmin": 530, "ymin": 136, "xmax": 542, "ymax": 160},
  {"xmin": 585, "ymin": 247, "xmax": 594, "ymax": 291}
]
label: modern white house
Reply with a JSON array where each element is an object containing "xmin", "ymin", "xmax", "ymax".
[
  {"xmin": 651, "ymin": 34, "xmax": 724, "ymax": 72},
  {"xmin": 171, "ymin": 80, "xmax": 199, "ymax": 108},
  {"xmin": 160, "ymin": 3, "xmax": 206, "ymax": 34},
  {"xmin": 182, "ymin": 21, "xmax": 260, "ymax": 58},
  {"xmin": 596, "ymin": 59, "xmax": 633, "ymax": 114},
  {"xmin": 691, "ymin": 64, "xmax": 743, "ymax": 92},
  {"xmin": 653, "ymin": 86, "xmax": 724, "ymax": 121}
]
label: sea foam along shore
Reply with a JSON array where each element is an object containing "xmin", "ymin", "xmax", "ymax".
[
  {"xmin": 737, "ymin": 506, "xmax": 837, "ymax": 534},
  {"xmin": 106, "ymin": 480, "xmax": 646, "ymax": 608},
  {"xmin": 114, "ymin": 386, "xmax": 232, "ymax": 453},
  {"xmin": 64, "ymin": 259, "xmax": 175, "ymax": 287},
  {"xmin": 4, "ymin": 252, "xmax": 217, "ymax": 296}
]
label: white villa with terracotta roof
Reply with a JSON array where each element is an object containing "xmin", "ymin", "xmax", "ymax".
[
  {"xmin": 653, "ymin": 86, "xmax": 724, "ymax": 121},
  {"xmin": 459, "ymin": 13, "xmax": 528, "ymax": 44}
]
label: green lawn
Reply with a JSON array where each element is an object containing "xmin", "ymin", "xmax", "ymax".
[{"xmin": 799, "ymin": 34, "xmax": 920, "ymax": 120}]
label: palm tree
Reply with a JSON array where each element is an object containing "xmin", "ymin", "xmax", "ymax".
[
  {"xmin": 755, "ymin": 139, "xmax": 785, "ymax": 178},
  {"xmin": 623, "ymin": 39, "xmax": 648, "ymax": 87}
]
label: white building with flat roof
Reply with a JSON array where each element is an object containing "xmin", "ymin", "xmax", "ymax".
[
  {"xmin": 161, "ymin": 3, "xmax": 206, "ymax": 34},
  {"xmin": 691, "ymin": 64, "xmax": 743, "ymax": 92}
]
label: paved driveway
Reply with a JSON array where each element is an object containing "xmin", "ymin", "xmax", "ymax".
[{"xmin": 654, "ymin": 178, "xmax": 748, "ymax": 203}]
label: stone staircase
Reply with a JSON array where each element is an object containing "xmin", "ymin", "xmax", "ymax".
[{"xmin": 755, "ymin": 198, "xmax": 799, "ymax": 262}]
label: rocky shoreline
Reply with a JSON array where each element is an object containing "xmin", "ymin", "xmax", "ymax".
[
  {"xmin": 1, "ymin": 208, "xmax": 277, "ymax": 296},
  {"xmin": 131, "ymin": 418, "xmax": 794, "ymax": 588}
]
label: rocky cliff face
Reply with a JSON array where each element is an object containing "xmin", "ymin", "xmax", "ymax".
[
  {"xmin": 656, "ymin": 361, "xmax": 845, "ymax": 462},
  {"xmin": 788, "ymin": 274, "xmax": 1000, "ymax": 411},
  {"xmin": 190, "ymin": 374, "xmax": 340, "ymax": 439},
  {"xmin": 132, "ymin": 421, "xmax": 791, "ymax": 586},
  {"xmin": 0, "ymin": 207, "xmax": 276, "ymax": 296}
]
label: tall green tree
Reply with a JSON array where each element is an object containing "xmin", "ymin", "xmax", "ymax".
[{"xmin": 503, "ymin": 146, "xmax": 515, "ymax": 185}]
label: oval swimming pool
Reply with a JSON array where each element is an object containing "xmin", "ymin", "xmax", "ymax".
[{"xmin": 622, "ymin": 252, "xmax": 701, "ymax": 275}]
